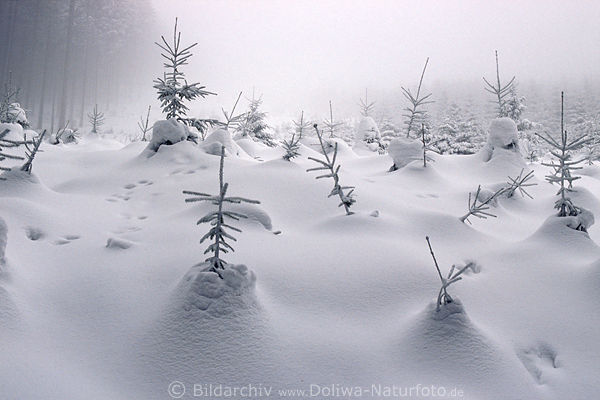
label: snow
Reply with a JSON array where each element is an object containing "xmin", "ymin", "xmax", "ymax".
[
  {"xmin": 0, "ymin": 133, "xmax": 599, "ymax": 399},
  {"xmin": 147, "ymin": 118, "xmax": 187, "ymax": 151},
  {"xmin": 388, "ymin": 137, "xmax": 422, "ymax": 169},
  {"xmin": 201, "ymin": 128, "xmax": 249, "ymax": 157},
  {"xmin": 357, "ymin": 116, "xmax": 381, "ymax": 141},
  {"xmin": 481, "ymin": 117, "xmax": 520, "ymax": 162}
]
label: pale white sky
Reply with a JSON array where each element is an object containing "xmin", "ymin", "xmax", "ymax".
[{"xmin": 150, "ymin": 0, "xmax": 600, "ymax": 118}]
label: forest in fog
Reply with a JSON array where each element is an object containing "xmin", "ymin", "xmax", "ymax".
[{"xmin": 0, "ymin": 0, "xmax": 156, "ymax": 132}]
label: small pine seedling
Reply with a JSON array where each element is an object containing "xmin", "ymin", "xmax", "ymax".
[
  {"xmin": 282, "ymin": 110, "xmax": 308, "ymax": 161},
  {"xmin": 88, "ymin": 104, "xmax": 105, "ymax": 133},
  {"xmin": 483, "ymin": 50, "xmax": 516, "ymax": 118},
  {"xmin": 307, "ymin": 124, "xmax": 356, "ymax": 215},
  {"xmin": 323, "ymin": 100, "xmax": 344, "ymax": 139},
  {"xmin": 221, "ymin": 91, "xmax": 244, "ymax": 131},
  {"xmin": 20, "ymin": 130, "xmax": 46, "ymax": 174},
  {"xmin": 402, "ymin": 57, "xmax": 433, "ymax": 138},
  {"xmin": 358, "ymin": 88, "xmax": 375, "ymax": 117},
  {"xmin": 183, "ymin": 146, "xmax": 260, "ymax": 278},
  {"xmin": 504, "ymin": 169, "xmax": 536, "ymax": 199},
  {"xmin": 536, "ymin": 92, "xmax": 590, "ymax": 217},
  {"xmin": 459, "ymin": 185, "xmax": 506, "ymax": 224},
  {"xmin": 138, "ymin": 105, "xmax": 152, "ymax": 141},
  {"xmin": 426, "ymin": 236, "xmax": 475, "ymax": 311}
]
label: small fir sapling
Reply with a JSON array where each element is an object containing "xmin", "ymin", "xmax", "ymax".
[
  {"xmin": 221, "ymin": 91, "xmax": 244, "ymax": 131},
  {"xmin": 153, "ymin": 18, "xmax": 219, "ymax": 137},
  {"xmin": 237, "ymin": 93, "xmax": 276, "ymax": 146},
  {"xmin": 88, "ymin": 104, "xmax": 105, "ymax": 133},
  {"xmin": 282, "ymin": 110, "xmax": 307, "ymax": 161},
  {"xmin": 183, "ymin": 146, "xmax": 260, "ymax": 278},
  {"xmin": 402, "ymin": 57, "xmax": 433, "ymax": 138},
  {"xmin": 426, "ymin": 236, "xmax": 476, "ymax": 311},
  {"xmin": 420, "ymin": 123, "xmax": 436, "ymax": 167},
  {"xmin": 483, "ymin": 50, "xmax": 516, "ymax": 118},
  {"xmin": 20, "ymin": 130, "xmax": 46, "ymax": 174},
  {"xmin": 307, "ymin": 124, "xmax": 356, "ymax": 215},
  {"xmin": 0, "ymin": 129, "xmax": 25, "ymax": 178},
  {"xmin": 358, "ymin": 89, "xmax": 375, "ymax": 117},
  {"xmin": 504, "ymin": 169, "xmax": 536, "ymax": 199},
  {"xmin": 323, "ymin": 100, "xmax": 344, "ymax": 139},
  {"xmin": 0, "ymin": 72, "xmax": 24, "ymax": 126},
  {"xmin": 459, "ymin": 185, "xmax": 506, "ymax": 224},
  {"xmin": 138, "ymin": 105, "xmax": 152, "ymax": 141},
  {"xmin": 536, "ymin": 92, "xmax": 590, "ymax": 218}
]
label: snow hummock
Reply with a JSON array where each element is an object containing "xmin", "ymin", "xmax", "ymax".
[
  {"xmin": 147, "ymin": 118, "xmax": 187, "ymax": 152},
  {"xmin": 388, "ymin": 137, "xmax": 422, "ymax": 170},
  {"xmin": 357, "ymin": 116, "xmax": 381, "ymax": 142},
  {"xmin": 201, "ymin": 128, "xmax": 248, "ymax": 157},
  {"xmin": 481, "ymin": 118, "xmax": 520, "ymax": 162}
]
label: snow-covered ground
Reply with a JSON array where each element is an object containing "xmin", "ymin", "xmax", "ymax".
[{"xmin": 1, "ymin": 128, "xmax": 599, "ymax": 400}]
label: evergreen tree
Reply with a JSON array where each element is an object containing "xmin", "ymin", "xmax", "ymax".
[
  {"xmin": 402, "ymin": 57, "xmax": 433, "ymax": 138},
  {"xmin": 536, "ymin": 92, "xmax": 590, "ymax": 220},
  {"xmin": 183, "ymin": 146, "xmax": 260, "ymax": 277},
  {"xmin": 282, "ymin": 110, "xmax": 308, "ymax": 161},
  {"xmin": 500, "ymin": 84, "xmax": 526, "ymax": 124},
  {"xmin": 238, "ymin": 94, "xmax": 276, "ymax": 146},
  {"xmin": 153, "ymin": 18, "xmax": 216, "ymax": 127},
  {"xmin": 358, "ymin": 88, "xmax": 375, "ymax": 117},
  {"xmin": 87, "ymin": 103, "xmax": 104, "ymax": 133},
  {"xmin": 483, "ymin": 50, "xmax": 516, "ymax": 117},
  {"xmin": 323, "ymin": 100, "xmax": 344, "ymax": 139}
]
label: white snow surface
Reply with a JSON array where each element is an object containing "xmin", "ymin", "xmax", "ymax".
[{"xmin": 0, "ymin": 134, "xmax": 599, "ymax": 399}]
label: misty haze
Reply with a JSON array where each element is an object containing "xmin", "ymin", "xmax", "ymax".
[{"xmin": 0, "ymin": 1, "xmax": 599, "ymax": 399}]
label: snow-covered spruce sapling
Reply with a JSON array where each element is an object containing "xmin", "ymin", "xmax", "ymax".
[
  {"xmin": 459, "ymin": 185, "xmax": 505, "ymax": 224},
  {"xmin": 402, "ymin": 57, "xmax": 433, "ymax": 138},
  {"xmin": 282, "ymin": 110, "xmax": 307, "ymax": 161},
  {"xmin": 153, "ymin": 18, "xmax": 218, "ymax": 137},
  {"xmin": 359, "ymin": 89, "xmax": 375, "ymax": 117},
  {"xmin": 20, "ymin": 130, "xmax": 46, "ymax": 174},
  {"xmin": 237, "ymin": 93, "xmax": 276, "ymax": 146},
  {"xmin": 0, "ymin": 129, "xmax": 25, "ymax": 178},
  {"xmin": 138, "ymin": 105, "xmax": 152, "ymax": 141},
  {"xmin": 483, "ymin": 50, "xmax": 516, "ymax": 118},
  {"xmin": 420, "ymin": 123, "xmax": 436, "ymax": 168},
  {"xmin": 536, "ymin": 92, "xmax": 590, "ymax": 219},
  {"xmin": 221, "ymin": 91, "xmax": 244, "ymax": 132},
  {"xmin": 426, "ymin": 236, "xmax": 474, "ymax": 312},
  {"xmin": 323, "ymin": 100, "xmax": 344, "ymax": 139},
  {"xmin": 0, "ymin": 72, "xmax": 21, "ymax": 125},
  {"xmin": 307, "ymin": 124, "xmax": 356, "ymax": 215},
  {"xmin": 504, "ymin": 169, "xmax": 536, "ymax": 199},
  {"xmin": 88, "ymin": 104, "xmax": 105, "ymax": 133},
  {"xmin": 183, "ymin": 146, "xmax": 260, "ymax": 277}
]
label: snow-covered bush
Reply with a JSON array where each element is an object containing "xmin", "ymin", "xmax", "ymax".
[
  {"xmin": 147, "ymin": 119, "xmax": 188, "ymax": 152},
  {"xmin": 480, "ymin": 117, "xmax": 520, "ymax": 162},
  {"xmin": 387, "ymin": 137, "xmax": 422, "ymax": 171},
  {"xmin": 201, "ymin": 128, "xmax": 245, "ymax": 157},
  {"xmin": 183, "ymin": 146, "xmax": 260, "ymax": 277},
  {"xmin": 307, "ymin": 124, "xmax": 356, "ymax": 215},
  {"xmin": 432, "ymin": 104, "xmax": 483, "ymax": 155},
  {"xmin": 536, "ymin": 92, "xmax": 593, "ymax": 231}
]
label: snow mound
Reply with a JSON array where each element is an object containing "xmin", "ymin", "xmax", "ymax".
[
  {"xmin": 357, "ymin": 117, "xmax": 381, "ymax": 141},
  {"xmin": 228, "ymin": 203, "xmax": 274, "ymax": 231},
  {"xmin": 528, "ymin": 213, "xmax": 598, "ymax": 249},
  {"xmin": 0, "ymin": 170, "xmax": 45, "ymax": 197},
  {"xmin": 236, "ymin": 137, "xmax": 266, "ymax": 158},
  {"xmin": 172, "ymin": 262, "xmax": 257, "ymax": 316},
  {"xmin": 147, "ymin": 119, "xmax": 187, "ymax": 152},
  {"xmin": 388, "ymin": 138, "xmax": 422, "ymax": 170},
  {"xmin": 0, "ymin": 122, "xmax": 24, "ymax": 140},
  {"xmin": 394, "ymin": 300, "xmax": 533, "ymax": 397},
  {"xmin": 201, "ymin": 128, "xmax": 248, "ymax": 158},
  {"xmin": 105, "ymin": 237, "xmax": 133, "ymax": 250},
  {"xmin": 481, "ymin": 118, "xmax": 521, "ymax": 162}
]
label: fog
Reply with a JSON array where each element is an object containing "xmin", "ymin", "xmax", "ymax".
[
  {"xmin": 1, "ymin": 0, "xmax": 599, "ymax": 130},
  {"xmin": 150, "ymin": 0, "xmax": 600, "ymax": 117}
]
